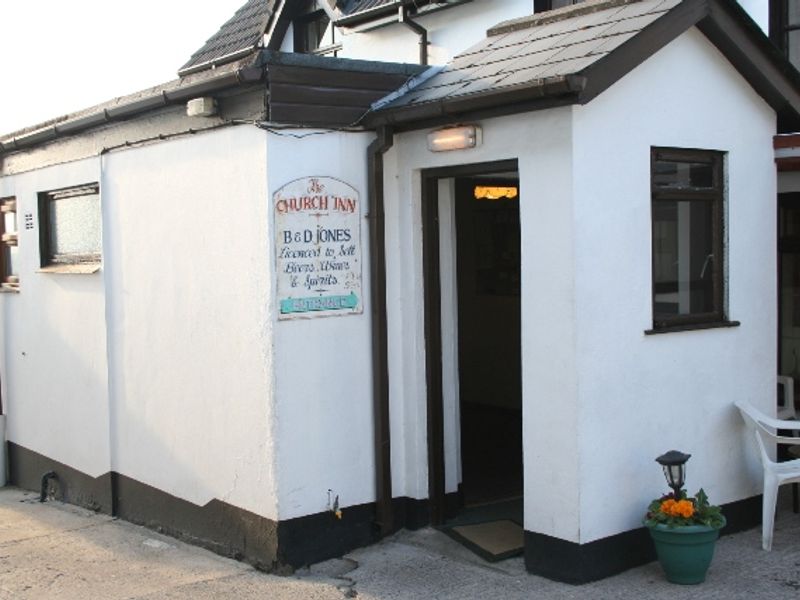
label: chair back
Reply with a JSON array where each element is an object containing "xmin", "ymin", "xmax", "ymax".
[{"xmin": 735, "ymin": 400, "xmax": 800, "ymax": 468}]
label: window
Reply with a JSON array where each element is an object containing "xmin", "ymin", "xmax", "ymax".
[
  {"xmin": 651, "ymin": 148, "xmax": 726, "ymax": 331},
  {"xmin": 294, "ymin": 8, "xmax": 337, "ymax": 55},
  {"xmin": 770, "ymin": 0, "xmax": 800, "ymax": 70},
  {"xmin": 0, "ymin": 197, "xmax": 19, "ymax": 290},
  {"xmin": 38, "ymin": 183, "xmax": 101, "ymax": 267},
  {"xmin": 534, "ymin": 0, "xmax": 585, "ymax": 13}
]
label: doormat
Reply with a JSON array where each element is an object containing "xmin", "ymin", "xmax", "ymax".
[{"xmin": 444, "ymin": 519, "xmax": 524, "ymax": 562}]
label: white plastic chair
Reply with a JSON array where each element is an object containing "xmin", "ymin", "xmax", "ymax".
[{"xmin": 735, "ymin": 400, "xmax": 800, "ymax": 550}]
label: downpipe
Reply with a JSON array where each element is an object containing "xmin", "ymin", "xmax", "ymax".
[{"xmin": 0, "ymin": 413, "xmax": 6, "ymax": 487}]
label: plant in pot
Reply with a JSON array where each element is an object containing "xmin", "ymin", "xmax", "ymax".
[{"xmin": 643, "ymin": 450, "xmax": 726, "ymax": 585}]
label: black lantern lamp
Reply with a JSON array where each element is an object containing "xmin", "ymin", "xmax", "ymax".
[{"xmin": 656, "ymin": 450, "xmax": 691, "ymax": 499}]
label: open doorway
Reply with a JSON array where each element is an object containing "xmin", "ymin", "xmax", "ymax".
[
  {"xmin": 455, "ymin": 175, "xmax": 522, "ymax": 512},
  {"xmin": 421, "ymin": 160, "xmax": 522, "ymax": 533}
]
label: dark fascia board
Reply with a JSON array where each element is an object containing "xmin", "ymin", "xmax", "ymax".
[
  {"xmin": 368, "ymin": 0, "xmax": 800, "ymax": 131},
  {"xmin": 577, "ymin": 0, "xmax": 709, "ymax": 104},
  {"xmin": 697, "ymin": 0, "xmax": 800, "ymax": 124},
  {"xmin": 0, "ymin": 51, "xmax": 425, "ymax": 155},
  {"xmin": 362, "ymin": 75, "xmax": 586, "ymax": 130},
  {"xmin": 260, "ymin": 48, "xmax": 426, "ymax": 76},
  {"xmin": 0, "ymin": 58, "xmax": 265, "ymax": 156}
]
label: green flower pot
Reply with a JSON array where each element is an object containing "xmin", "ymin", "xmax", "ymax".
[{"xmin": 646, "ymin": 517, "xmax": 726, "ymax": 585}]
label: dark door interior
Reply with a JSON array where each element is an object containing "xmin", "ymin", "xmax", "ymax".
[{"xmin": 455, "ymin": 176, "xmax": 522, "ymax": 508}]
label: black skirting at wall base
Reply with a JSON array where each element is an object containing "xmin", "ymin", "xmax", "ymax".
[
  {"xmin": 112, "ymin": 473, "xmax": 280, "ymax": 570},
  {"xmin": 720, "ymin": 494, "xmax": 762, "ymax": 535},
  {"xmin": 524, "ymin": 494, "xmax": 763, "ymax": 584},
  {"xmin": 9, "ymin": 442, "xmax": 764, "ymax": 581},
  {"xmin": 7, "ymin": 442, "xmax": 432, "ymax": 572},
  {"xmin": 525, "ymin": 527, "xmax": 655, "ymax": 584},
  {"xmin": 7, "ymin": 442, "xmax": 113, "ymax": 514}
]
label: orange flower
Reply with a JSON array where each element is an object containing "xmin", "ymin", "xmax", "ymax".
[
  {"xmin": 659, "ymin": 498, "xmax": 695, "ymax": 518},
  {"xmin": 675, "ymin": 499, "xmax": 694, "ymax": 518},
  {"xmin": 659, "ymin": 499, "xmax": 677, "ymax": 515}
]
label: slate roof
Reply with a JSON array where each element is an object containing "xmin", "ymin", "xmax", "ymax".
[
  {"xmin": 380, "ymin": 0, "xmax": 679, "ymax": 110},
  {"xmin": 368, "ymin": 0, "xmax": 800, "ymax": 129},
  {"xmin": 179, "ymin": 0, "xmax": 279, "ymax": 76}
]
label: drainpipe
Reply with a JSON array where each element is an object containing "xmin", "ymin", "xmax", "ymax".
[
  {"xmin": 398, "ymin": 5, "xmax": 428, "ymax": 66},
  {"xmin": 368, "ymin": 125, "xmax": 394, "ymax": 536},
  {"xmin": 0, "ymin": 374, "xmax": 5, "ymax": 487}
]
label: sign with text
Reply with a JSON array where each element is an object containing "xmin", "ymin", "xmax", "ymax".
[{"xmin": 274, "ymin": 177, "xmax": 363, "ymax": 319}]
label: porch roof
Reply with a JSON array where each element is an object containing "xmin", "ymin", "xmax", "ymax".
[{"xmin": 367, "ymin": 0, "xmax": 800, "ymax": 131}]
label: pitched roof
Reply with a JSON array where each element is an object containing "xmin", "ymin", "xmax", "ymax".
[
  {"xmin": 179, "ymin": 0, "xmax": 279, "ymax": 76},
  {"xmin": 367, "ymin": 0, "xmax": 800, "ymax": 130}
]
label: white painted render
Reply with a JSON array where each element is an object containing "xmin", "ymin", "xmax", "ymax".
[
  {"xmin": 102, "ymin": 126, "xmax": 278, "ymax": 518},
  {"xmin": 0, "ymin": 157, "xmax": 111, "ymax": 478},
  {"xmin": 383, "ymin": 106, "xmax": 579, "ymax": 536},
  {"xmin": 265, "ymin": 130, "xmax": 376, "ymax": 520},
  {"xmin": 383, "ymin": 26, "xmax": 776, "ymax": 545},
  {"xmin": 571, "ymin": 28, "xmax": 776, "ymax": 543}
]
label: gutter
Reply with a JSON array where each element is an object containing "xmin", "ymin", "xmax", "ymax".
[
  {"xmin": 365, "ymin": 74, "xmax": 587, "ymax": 130},
  {"xmin": 367, "ymin": 125, "xmax": 394, "ymax": 537},
  {"xmin": 0, "ymin": 65, "xmax": 265, "ymax": 155}
]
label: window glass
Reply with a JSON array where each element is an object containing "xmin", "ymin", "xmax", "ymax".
[
  {"xmin": 653, "ymin": 160, "xmax": 714, "ymax": 189},
  {"xmin": 651, "ymin": 148, "xmax": 724, "ymax": 330},
  {"xmin": 653, "ymin": 200, "xmax": 715, "ymax": 318},
  {"xmin": 48, "ymin": 192, "xmax": 101, "ymax": 258},
  {"xmin": 7, "ymin": 246, "xmax": 19, "ymax": 279},
  {"xmin": 789, "ymin": 30, "xmax": 800, "ymax": 67},
  {"xmin": 789, "ymin": 1, "xmax": 800, "ymax": 25},
  {"xmin": 39, "ymin": 184, "xmax": 101, "ymax": 266}
]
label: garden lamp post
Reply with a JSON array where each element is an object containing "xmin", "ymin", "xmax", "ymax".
[{"xmin": 656, "ymin": 450, "xmax": 691, "ymax": 499}]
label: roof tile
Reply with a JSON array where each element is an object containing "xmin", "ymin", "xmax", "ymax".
[{"xmin": 179, "ymin": 0, "xmax": 279, "ymax": 75}]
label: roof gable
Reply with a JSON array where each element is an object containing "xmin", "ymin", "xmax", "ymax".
[{"xmin": 368, "ymin": 0, "xmax": 800, "ymax": 130}]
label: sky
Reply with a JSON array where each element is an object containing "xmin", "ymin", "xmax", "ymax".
[
  {"xmin": 0, "ymin": 0, "xmax": 771, "ymax": 137},
  {"xmin": 0, "ymin": 0, "xmax": 248, "ymax": 136}
]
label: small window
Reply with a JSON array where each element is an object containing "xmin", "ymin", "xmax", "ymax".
[
  {"xmin": 534, "ymin": 0, "xmax": 585, "ymax": 13},
  {"xmin": 0, "ymin": 196, "xmax": 19, "ymax": 290},
  {"xmin": 651, "ymin": 148, "xmax": 725, "ymax": 331},
  {"xmin": 770, "ymin": 0, "xmax": 800, "ymax": 70},
  {"xmin": 38, "ymin": 184, "xmax": 101, "ymax": 267},
  {"xmin": 294, "ymin": 10, "xmax": 332, "ymax": 54}
]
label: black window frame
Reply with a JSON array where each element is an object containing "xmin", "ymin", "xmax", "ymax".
[
  {"xmin": 38, "ymin": 183, "xmax": 101, "ymax": 267},
  {"xmin": 770, "ymin": 0, "xmax": 800, "ymax": 67},
  {"xmin": 293, "ymin": 8, "xmax": 333, "ymax": 54},
  {"xmin": 534, "ymin": 0, "xmax": 584, "ymax": 13},
  {"xmin": 649, "ymin": 147, "xmax": 728, "ymax": 332}
]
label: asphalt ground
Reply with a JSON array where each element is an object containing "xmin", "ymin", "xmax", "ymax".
[{"xmin": 0, "ymin": 486, "xmax": 798, "ymax": 599}]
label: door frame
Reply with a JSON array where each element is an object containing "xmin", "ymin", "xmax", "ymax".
[{"xmin": 420, "ymin": 159, "xmax": 519, "ymax": 525}]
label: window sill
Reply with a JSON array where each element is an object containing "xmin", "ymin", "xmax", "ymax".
[
  {"xmin": 644, "ymin": 320, "xmax": 740, "ymax": 335},
  {"xmin": 0, "ymin": 285, "xmax": 19, "ymax": 293},
  {"xmin": 38, "ymin": 263, "xmax": 101, "ymax": 274}
]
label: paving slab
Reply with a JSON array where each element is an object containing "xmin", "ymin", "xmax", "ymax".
[{"xmin": 0, "ymin": 487, "xmax": 798, "ymax": 600}]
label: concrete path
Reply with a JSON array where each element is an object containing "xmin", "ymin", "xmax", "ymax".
[{"xmin": 0, "ymin": 487, "xmax": 798, "ymax": 599}]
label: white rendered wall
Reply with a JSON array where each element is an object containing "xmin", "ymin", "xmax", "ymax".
[
  {"xmin": 266, "ymin": 130, "xmax": 376, "ymax": 520},
  {"xmin": 103, "ymin": 126, "xmax": 278, "ymax": 518},
  {"xmin": 383, "ymin": 108, "xmax": 580, "ymax": 542},
  {"xmin": 571, "ymin": 28, "xmax": 777, "ymax": 543},
  {"xmin": 337, "ymin": 0, "xmax": 533, "ymax": 66},
  {"xmin": 0, "ymin": 158, "xmax": 111, "ymax": 478}
]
